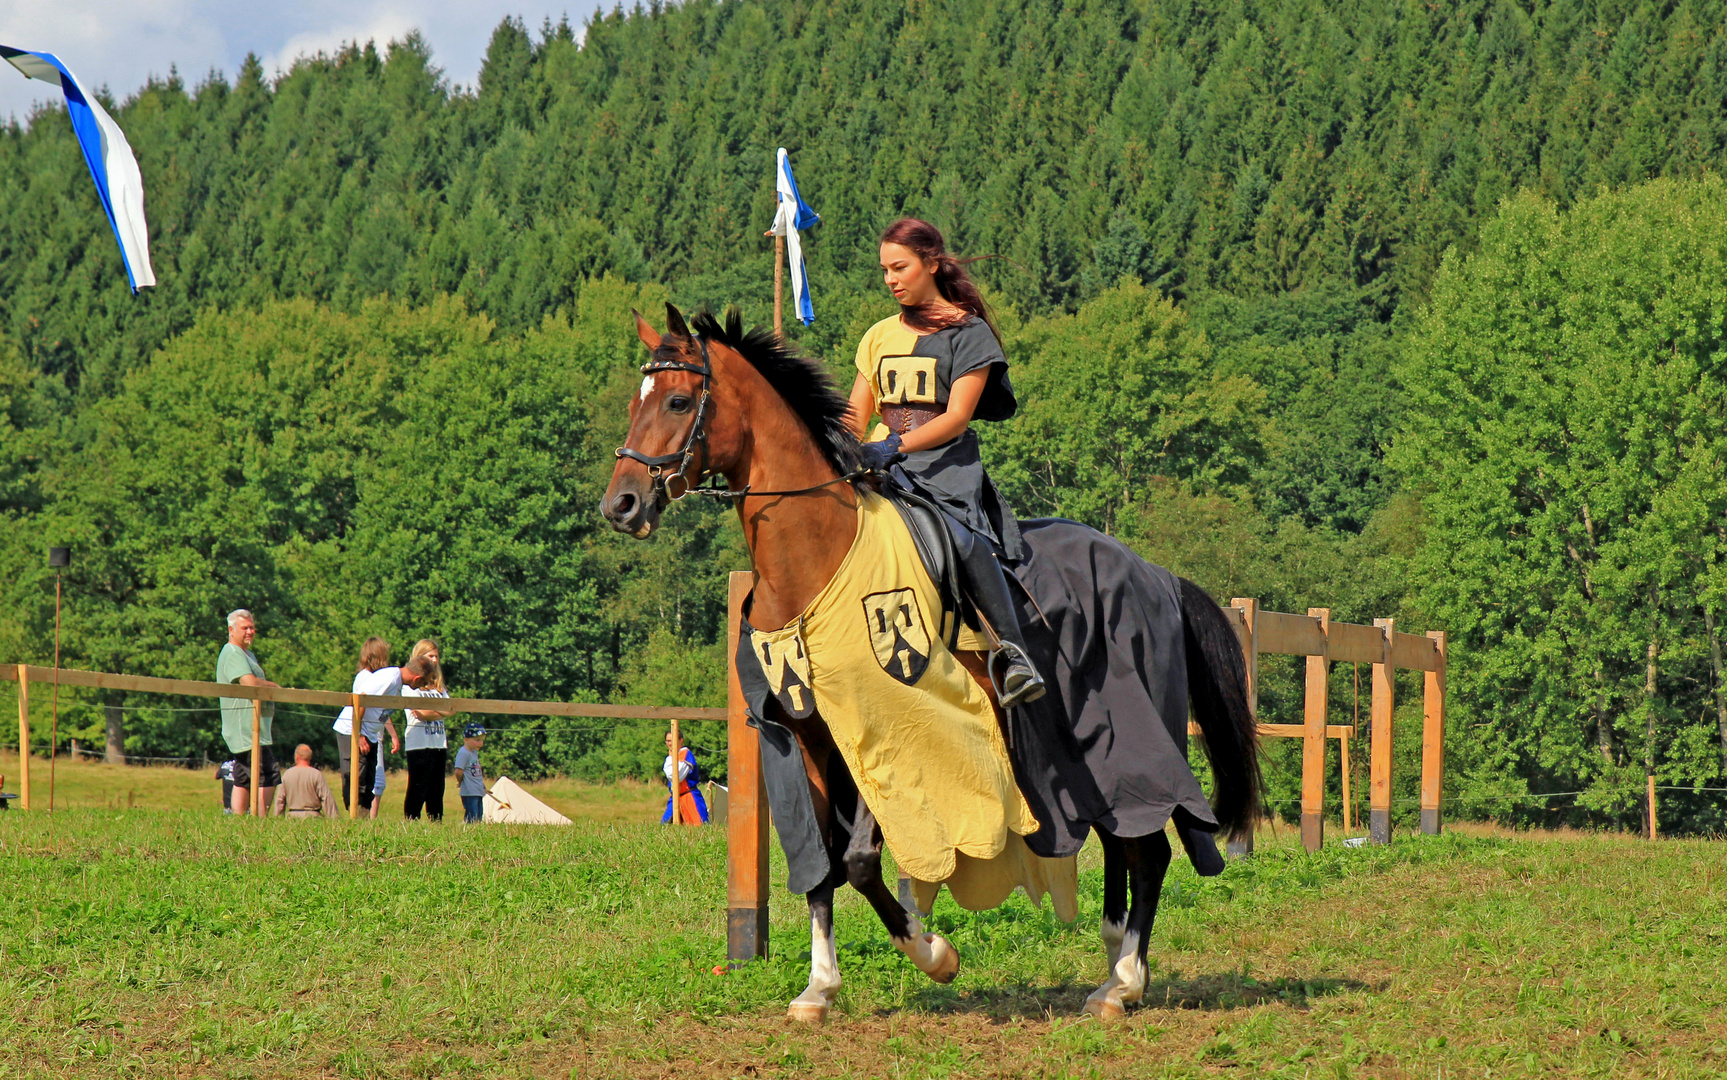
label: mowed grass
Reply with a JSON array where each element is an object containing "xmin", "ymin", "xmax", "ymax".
[{"xmin": 1, "ymin": 785, "xmax": 1725, "ymax": 1078}]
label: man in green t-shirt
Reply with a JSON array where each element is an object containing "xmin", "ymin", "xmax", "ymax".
[{"xmin": 217, "ymin": 608, "xmax": 282, "ymax": 815}]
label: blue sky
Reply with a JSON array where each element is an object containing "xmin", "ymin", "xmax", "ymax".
[{"xmin": 0, "ymin": 1, "xmax": 605, "ymax": 123}]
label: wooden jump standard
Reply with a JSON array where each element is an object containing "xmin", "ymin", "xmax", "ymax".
[
  {"xmin": 1218, "ymin": 599, "xmax": 1447, "ymax": 854},
  {"xmin": 1, "ymin": 578, "xmax": 1443, "ymax": 965}
]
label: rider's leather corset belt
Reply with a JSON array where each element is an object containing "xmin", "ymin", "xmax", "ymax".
[{"xmin": 883, "ymin": 402, "xmax": 945, "ymax": 434}]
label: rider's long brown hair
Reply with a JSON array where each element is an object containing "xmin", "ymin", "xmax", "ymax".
[{"xmin": 879, "ymin": 218, "xmax": 997, "ymax": 335}]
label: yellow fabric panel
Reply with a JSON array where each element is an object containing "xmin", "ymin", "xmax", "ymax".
[
  {"xmin": 955, "ymin": 624, "xmax": 990, "ymax": 654},
  {"xmin": 876, "ymin": 353, "xmax": 940, "ymax": 405},
  {"xmin": 857, "ymin": 431, "xmax": 991, "ymax": 655},
  {"xmin": 853, "ymin": 314, "xmax": 919, "ymax": 399},
  {"xmin": 784, "ymin": 492, "xmax": 1045, "ymax": 887},
  {"xmin": 912, "ymin": 836, "xmax": 1079, "ymax": 922}
]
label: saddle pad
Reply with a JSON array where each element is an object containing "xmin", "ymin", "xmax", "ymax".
[{"xmin": 740, "ymin": 492, "xmax": 1047, "ymax": 889}]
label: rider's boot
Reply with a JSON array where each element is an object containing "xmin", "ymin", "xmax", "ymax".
[{"xmin": 953, "ymin": 526, "xmax": 1047, "ymax": 710}]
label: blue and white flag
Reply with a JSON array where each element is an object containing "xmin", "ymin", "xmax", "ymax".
[
  {"xmin": 2, "ymin": 45, "xmax": 156, "ymax": 292},
  {"xmin": 767, "ymin": 148, "xmax": 819, "ymax": 326}
]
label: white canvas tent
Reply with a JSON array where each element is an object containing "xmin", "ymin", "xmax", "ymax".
[{"xmin": 482, "ymin": 777, "xmax": 572, "ymax": 825}]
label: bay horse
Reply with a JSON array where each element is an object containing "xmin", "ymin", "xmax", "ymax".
[{"xmin": 602, "ymin": 304, "xmax": 1260, "ymax": 1021}]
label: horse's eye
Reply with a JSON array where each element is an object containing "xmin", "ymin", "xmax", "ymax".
[{"xmin": 666, "ymin": 396, "xmax": 692, "ymax": 413}]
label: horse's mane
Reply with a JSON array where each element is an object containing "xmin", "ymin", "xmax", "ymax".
[{"xmin": 676, "ymin": 307, "xmax": 861, "ymax": 476}]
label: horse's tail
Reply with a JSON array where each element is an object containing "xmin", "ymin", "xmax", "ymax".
[{"xmin": 1178, "ymin": 576, "xmax": 1262, "ymax": 840}]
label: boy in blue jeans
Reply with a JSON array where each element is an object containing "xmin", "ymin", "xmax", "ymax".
[{"xmin": 454, "ymin": 724, "xmax": 486, "ymax": 823}]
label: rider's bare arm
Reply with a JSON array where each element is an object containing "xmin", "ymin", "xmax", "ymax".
[
  {"xmin": 898, "ymin": 368, "xmax": 988, "ymax": 453},
  {"xmin": 846, "ymin": 374, "xmax": 876, "ymax": 438}
]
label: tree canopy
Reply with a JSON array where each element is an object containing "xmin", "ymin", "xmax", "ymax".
[{"xmin": 1398, "ymin": 177, "xmax": 1727, "ymax": 831}]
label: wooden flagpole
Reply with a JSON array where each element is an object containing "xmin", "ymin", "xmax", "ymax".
[{"xmin": 773, "ymin": 233, "xmax": 785, "ymax": 336}]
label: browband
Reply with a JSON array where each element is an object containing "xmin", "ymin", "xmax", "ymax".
[{"xmin": 640, "ymin": 358, "xmax": 710, "ymax": 376}]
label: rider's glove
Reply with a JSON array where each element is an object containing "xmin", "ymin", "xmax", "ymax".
[{"xmin": 858, "ymin": 433, "xmax": 905, "ymax": 474}]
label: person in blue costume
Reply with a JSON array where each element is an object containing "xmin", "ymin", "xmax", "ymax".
[
  {"xmin": 661, "ymin": 729, "xmax": 709, "ymax": 825},
  {"xmin": 846, "ymin": 217, "xmax": 1047, "ymax": 709}
]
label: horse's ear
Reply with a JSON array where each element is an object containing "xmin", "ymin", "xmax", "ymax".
[
  {"xmin": 632, "ymin": 309, "xmax": 661, "ymax": 350},
  {"xmin": 664, "ymin": 302, "xmax": 690, "ymax": 340}
]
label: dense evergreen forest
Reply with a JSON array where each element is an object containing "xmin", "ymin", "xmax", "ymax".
[{"xmin": 4, "ymin": 0, "xmax": 1727, "ymax": 831}]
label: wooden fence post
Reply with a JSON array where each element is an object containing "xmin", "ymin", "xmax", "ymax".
[
  {"xmin": 1340, "ymin": 733, "xmax": 1353, "ymax": 834},
  {"xmin": 1422, "ymin": 631, "xmax": 1448, "ymax": 836},
  {"xmin": 16, "ymin": 665, "xmax": 28, "ymax": 811},
  {"xmin": 726, "ymin": 571, "xmax": 769, "ymax": 962},
  {"xmin": 1369, "ymin": 619, "xmax": 1395, "ymax": 844},
  {"xmin": 1228, "ymin": 598, "xmax": 1259, "ymax": 858},
  {"xmin": 250, "ymin": 700, "xmax": 264, "ymax": 817},
  {"xmin": 1301, "ymin": 608, "xmax": 1330, "ymax": 854},
  {"xmin": 349, "ymin": 693, "xmax": 363, "ymax": 820}
]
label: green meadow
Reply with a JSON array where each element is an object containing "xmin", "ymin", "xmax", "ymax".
[{"xmin": 2, "ymin": 782, "xmax": 1723, "ymax": 1079}]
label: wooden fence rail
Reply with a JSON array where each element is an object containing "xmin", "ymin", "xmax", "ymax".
[{"xmin": 0, "ymin": 663, "xmax": 725, "ymax": 816}]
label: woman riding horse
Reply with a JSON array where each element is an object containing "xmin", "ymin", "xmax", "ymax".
[
  {"xmin": 848, "ymin": 218, "xmax": 1045, "ymax": 709},
  {"xmin": 603, "ymin": 300, "xmax": 1260, "ymax": 1023}
]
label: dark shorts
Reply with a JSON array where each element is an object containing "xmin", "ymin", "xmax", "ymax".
[
  {"xmin": 230, "ymin": 746, "xmax": 281, "ymax": 790},
  {"xmin": 336, "ymin": 733, "xmax": 380, "ymax": 811}
]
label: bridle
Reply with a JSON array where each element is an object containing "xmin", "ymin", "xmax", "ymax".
[
  {"xmin": 614, "ymin": 336, "xmax": 716, "ymax": 502},
  {"xmin": 615, "ymin": 335, "xmax": 866, "ymax": 503}
]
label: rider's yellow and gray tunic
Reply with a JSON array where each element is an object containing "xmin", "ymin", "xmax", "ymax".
[{"xmin": 855, "ymin": 314, "xmax": 1025, "ymax": 559}]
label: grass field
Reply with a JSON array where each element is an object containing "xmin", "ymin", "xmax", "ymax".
[{"xmin": 2, "ymin": 762, "xmax": 1725, "ymax": 1078}]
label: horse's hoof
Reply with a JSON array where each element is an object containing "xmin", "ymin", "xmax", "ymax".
[
  {"xmin": 1082, "ymin": 996, "xmax": 1126, "ymax": 1022},
  {"xmin": 925, "ymin": 934, "xmax": 961, "ymax": 984},
  {"xmin": 787, "ymin": 1001, "xmax": 829, "ymax": 1024}
]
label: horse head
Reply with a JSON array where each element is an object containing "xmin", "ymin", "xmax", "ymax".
[{"xmin": 601, "ymin": 303, "xmax": 721, "ymax": 538}]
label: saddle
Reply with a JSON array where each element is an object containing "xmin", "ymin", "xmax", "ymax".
[{"xmin": 881, "ymin": 484, "xmax": 972, "ymax": 651}]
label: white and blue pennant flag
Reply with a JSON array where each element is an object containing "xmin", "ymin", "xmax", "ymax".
[
  {"xmin": 767, "ymin": 148, "xmax": 819, "ymax": 326},
  {"xmin": 2, "ymin": 45, "xmax": 156, "ymax": 292}
]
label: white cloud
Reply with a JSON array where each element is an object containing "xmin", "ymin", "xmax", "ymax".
[
  {"xmin": 1, "ymin": 0, "xmax": 224, "ymax": 118},
  {"xmin": 0, "ymin": 1, "xmax": 600, "ymax": 123},
  {"xmin": 256, "ymin": 10, "xmax": 423, "ymax": 82}
]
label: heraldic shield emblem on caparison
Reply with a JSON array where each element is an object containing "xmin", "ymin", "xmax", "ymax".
[
  {"xmin": 862, "ymin": 588, "xmax": 931, "ymax": 686},
  {"xmin": 750, "ymin": 621, "xmax": 817, "ymax": 719}
]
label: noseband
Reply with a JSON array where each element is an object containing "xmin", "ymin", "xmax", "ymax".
[
  {"xmin": 615, "ymin": 336, "xmax": 715, "ymax": 502},
  {"xmin": 615, "ymin": 334, "xmax": 868, "ymax": 502}
]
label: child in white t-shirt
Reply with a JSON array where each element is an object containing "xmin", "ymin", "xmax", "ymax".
[{"xmin": 400, "ymin": 649, "xmax": 453, "ymax": 821}]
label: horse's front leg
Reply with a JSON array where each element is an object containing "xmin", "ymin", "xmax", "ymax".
[
  {"xmin": 842, "ymin": 803, "xmax": 960, "ymax": 984},
  {"xmin": 1084, "ymin": 829, "xmax": 1171, "ymax": 1020},
  {"xmin": 784, "ymin": 713, "xmax": 844, "ymax": 1023},
  {"xmin": 788, "ymin": 882, "xmax": 841, "ymax": 1023}
]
